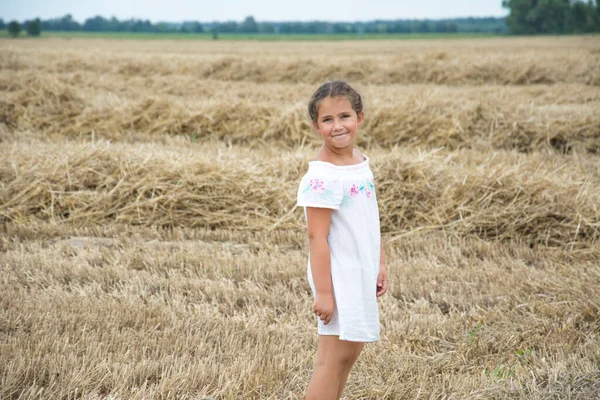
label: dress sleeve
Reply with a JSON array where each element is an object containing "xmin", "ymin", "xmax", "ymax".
[{"xmin": 297, "ymin": 173, "xmax": 344, "ymax": 210}]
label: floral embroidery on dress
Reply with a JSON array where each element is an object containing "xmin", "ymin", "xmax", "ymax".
[
  {"xmin": 309, "ymin": 178, "xmax": 325, "ymax": 193},
  {"xmin": 300, "ymin": 177, "xmax": 375, "ymax": 208},
  {"xmin": 366, "ymin": 180, "xmax": 375, "ymax": 199},
  {"xmin": 341, "ymin": 179, "xmax": 376, "ymax": 208},
  {"xmin": 301, "ymin": 178, "xmax": 339, "ymax": 205}
]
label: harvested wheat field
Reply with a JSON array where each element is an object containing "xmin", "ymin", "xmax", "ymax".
[{"xmin": 1, "ymin": 35, "xmax": 599, "ymax": 399}]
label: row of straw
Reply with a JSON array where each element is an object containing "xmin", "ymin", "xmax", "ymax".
[
  {"xmin": 2, "ymin": 142, "xmax": 598, "ymax": 249},
  {"xmin": 1, "ymin": 74, "xmax": 599, "ymax": 153},
  {"xmin": 3, "ymin": 44, "xmax": 599, "ymax": 86}
]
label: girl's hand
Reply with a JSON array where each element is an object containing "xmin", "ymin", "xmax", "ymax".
[
  {"xmin": 376, "ymin": 265, "xmax": 388, "ymax": 297},
  {"xmin": 313, "ymin": 293, "xmax": 335, "ymax": 325}
]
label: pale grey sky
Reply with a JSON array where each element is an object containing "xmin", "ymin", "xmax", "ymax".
[{"xmin": 1, "ymin": 0, "xmax": 507, "ymax": 23}]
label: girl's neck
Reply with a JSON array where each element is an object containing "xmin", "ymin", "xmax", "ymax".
[{"xmin": 316, "ymin": 145, "xmax": 361, "ymax": 165}]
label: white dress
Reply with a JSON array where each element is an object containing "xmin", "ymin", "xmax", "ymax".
[{"xmin": 296, "ymin": 154, "xmax": 381, "ymax": 342}]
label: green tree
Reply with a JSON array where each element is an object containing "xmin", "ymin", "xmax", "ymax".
[
  {"xmin": 26, "ymin": 18, "xmax": 41, "ymax": 36},
  {"xmin": 583, "ymin": 0, "xmax": 600, "ymax": 32},
  {"xmin": 7, "ymin": 20, "xmax": 21, "ymax": 37},
  {"xmin": 503, "ymin": 0, "xmax": 538, "ymax": 34},
  {"xmin": 503, "ymin": 0, "xmax": 599, "ymax": 34},
  {"xmin": 258, "ymin": 22, "xmax": 275, "ymax": 33},
  {"xmin": 191, "ymin": 22, "xmax": 204, "ymax": 33},
  {"xmin": 595, "ymin": 0, "xmax": 600, "ymax": 31},
  {"xmin": 538, "ymin": 0, "xmax": 570, "ymax": 33},
  {"xmin": 83, "ymin": 15, "xmax": 108, "ymax": 31},
  {"xmin": 107, "ymin": 16, "xmax": 121, "ymax": 31},
  {"xmin": 218, "ymin": 21, "xmax": 238, "ymax": 33},
  {"xmin": 240, "ymin": 16, "xmax": 258, "ymax": 33},
  {"xmin": 417, "ymin": 21, "xmax": 431, "ymax": 32},
  {"xmin": 0, "ymin": 19, "xmax": 5, "ymax": 30},
  {"xmin": 58, "ymin": 14, "xmax": 80, "ymax": 31}
]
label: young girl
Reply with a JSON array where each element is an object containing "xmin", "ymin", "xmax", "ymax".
[{"xmin": 296, "ymin": 81, "xmax": 388, "ymax": 399}]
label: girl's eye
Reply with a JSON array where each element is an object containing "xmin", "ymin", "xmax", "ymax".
[{"xmin": 342, "ymin": 115, "xmax": 349, "ymax": 119}]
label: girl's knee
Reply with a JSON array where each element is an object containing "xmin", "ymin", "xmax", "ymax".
[
  {"xmin": 346, "ymin": 343, "xmax": 364, "ymax": 367},
  {"xmin": 317, "ymin": 343, "xmax": 362, "ymax": 369},
  {"xmin": 316, "ymin": 354, "xmax": 351, "ymax": 371}
]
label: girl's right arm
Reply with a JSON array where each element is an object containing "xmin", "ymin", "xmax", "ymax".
[{"xmin": 306, "ymin": 206, "xmax": 335, "ymax": 325}]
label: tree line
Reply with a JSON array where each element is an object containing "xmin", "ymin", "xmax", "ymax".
[
  {"xmin": 2, "ymin": 15, "xmax": 507, "ymax": 36},
  {"xmin": 3, "ymin": 1, "xmax": 599, "ymax": 38}
]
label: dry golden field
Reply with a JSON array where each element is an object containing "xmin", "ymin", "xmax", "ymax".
[{"xmin": 1, "ymin": 36, "xmax": 600, "ymax": 399}]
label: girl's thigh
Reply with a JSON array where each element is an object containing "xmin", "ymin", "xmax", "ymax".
[{"xmin": 316, "ymin": 335, "xmax": 365, "ymax": 367}]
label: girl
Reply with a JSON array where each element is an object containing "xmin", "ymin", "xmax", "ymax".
[{"xmin": 297, "ymin": 81, "xmax": 388, "ymax": 399}]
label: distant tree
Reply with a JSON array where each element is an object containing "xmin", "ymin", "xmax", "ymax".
[
  {"xmin": 83, "ymin": 15, "xmax": 108, "ymax": 31},
  {"xmin": 191, "ymin": 22, "xmax": 204, "ymax": 33},
  {"xmin": 7, "ymin": 20, "xmax": 21, "ymax": 37},
  {"xmin": 106, "ymin": 16, "xmax": 121, "ymax": 31},
  {"xmin": 417, "ymin": 21, "xmax": 431, "ymax": 33},
  {"xmin": 120, "ymin": 19, "xmax": 133, "ymax": 32},
  {"xmin": 567, "ymin": 1, "xmax": 586, "ymax": 32},
  {"xmin": 314, "ymin": 21, "xmax": 329, "ymax": 33},
  {"xmin": 502, "ymin": 0, "xmax": 539, "ymax": 34},
  {"xmin": 240, "ymin": 16, "xmax": 259, "ymax": 33},
  {"xmin": 375, "ymin": 23, "xmax": 389, "ymax": 33},
  {"xmin": 434, "ymin": 21, "xmax": 450, "ymax": 33},
  {"xmin": 332, "ymin": 23, "xmax": 351, "ymax": 33},
  {"xmin": 540, "ymin": 0, "xmax": 571, "ymax": 34},
  {"xmin": 130, "ymin": 19, "xmax": 153, "ymax": 32},
  {"xmin": 0, "ymin": 19, "xmax": 5, "ymax": 30},
  {"xmin": 389, "ymin": 22, "xmax": 411, "ymax": 33},
  {"xmin": 595, "ymin": 0, "xmax": 600, "ymax": 31},
  {"xmin": 575, "ymin": 0, "xmax": 600, "ymax": 32},
  {"xmin": 503, "ymin": 0, "xmax": 598, "ymax": 34},
  {"xmin": 291, "ymin": 22, "xmax": 307, "ymax": 33},
  {"xmin": 216, "ymin": 21, "xmax": 238, "ymax": 33},
  {"xmin": 258, "ymin": 22, "xmax": 275, "ymax": 33},
  {"xmin": 26, "ymin": 18, "xmax": 41, "ymax": 36},
  {"xmin": 58, "ymin": 14, "xmax": 81, "ymax": 31}
]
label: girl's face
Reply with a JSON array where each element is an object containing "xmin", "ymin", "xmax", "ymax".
[{"xmin": 313, "ymin": 96, "xmax": 364, "ymax": 151}]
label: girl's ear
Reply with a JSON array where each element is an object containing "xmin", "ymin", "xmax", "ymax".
[
  {"xmin": 312, "ymin": 120, "xmax": 320, "ymax": 131},
  {"xmin": 357, "ymin": 111, "xmax": 365, "ymax": 127}
]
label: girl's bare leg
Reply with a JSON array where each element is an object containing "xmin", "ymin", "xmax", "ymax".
[
  {"xmin": 306, "ymin": 336, "xmax": 365, "ymax": 400},
  {"xmin": 336, "ymin": 341, "xmax": 364, "ymax": 399}
]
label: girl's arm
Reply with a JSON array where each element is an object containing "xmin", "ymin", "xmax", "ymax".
[
  {"xmin": 377, "ymin": 237, "xmax": 388, "ymax": 297},
  {"xmin": 306, "ymin": 207, "xmax": 335, "ymax": 325}
]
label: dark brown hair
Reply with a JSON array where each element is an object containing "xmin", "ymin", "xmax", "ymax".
[{"xmin": 307, "ymin": 81, "xmax": 363, "ymax": 123}]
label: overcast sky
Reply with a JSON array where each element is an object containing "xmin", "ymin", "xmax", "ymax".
[{"xmin": 1, "ymin": 0, "xmax": 508, "ymax": 23}]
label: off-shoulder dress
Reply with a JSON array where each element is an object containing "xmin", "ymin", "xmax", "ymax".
[{"xmin": 296, "ymin": 154, "xmax": 381, "ymax": 342}]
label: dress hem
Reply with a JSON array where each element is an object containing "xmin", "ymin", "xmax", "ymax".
[
  {"xmin": 296, "ymin": 202, "xmax": 340, "ymax": 210},
  {"xmin": 317, "ymin": 333, "xmax": 379, "ymax": 343}
]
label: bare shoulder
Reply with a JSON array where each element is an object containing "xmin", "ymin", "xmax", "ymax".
[
  {"xmin": 314, "ymin": 153, "xmax": 327, "ymax": 162},
  {"xmin": 353, "ymin": 148, "xmax": 366, "ymax": 162}
]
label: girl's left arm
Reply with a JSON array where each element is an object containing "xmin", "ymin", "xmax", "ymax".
[{"xmin": 377, "ymin": 237, "xmax": 388, "ymax": 297}]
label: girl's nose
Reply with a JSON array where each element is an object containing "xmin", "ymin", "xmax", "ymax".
[{"xmin": 334, "ymin": 118, "xmax": 343, "ymax": 130}]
